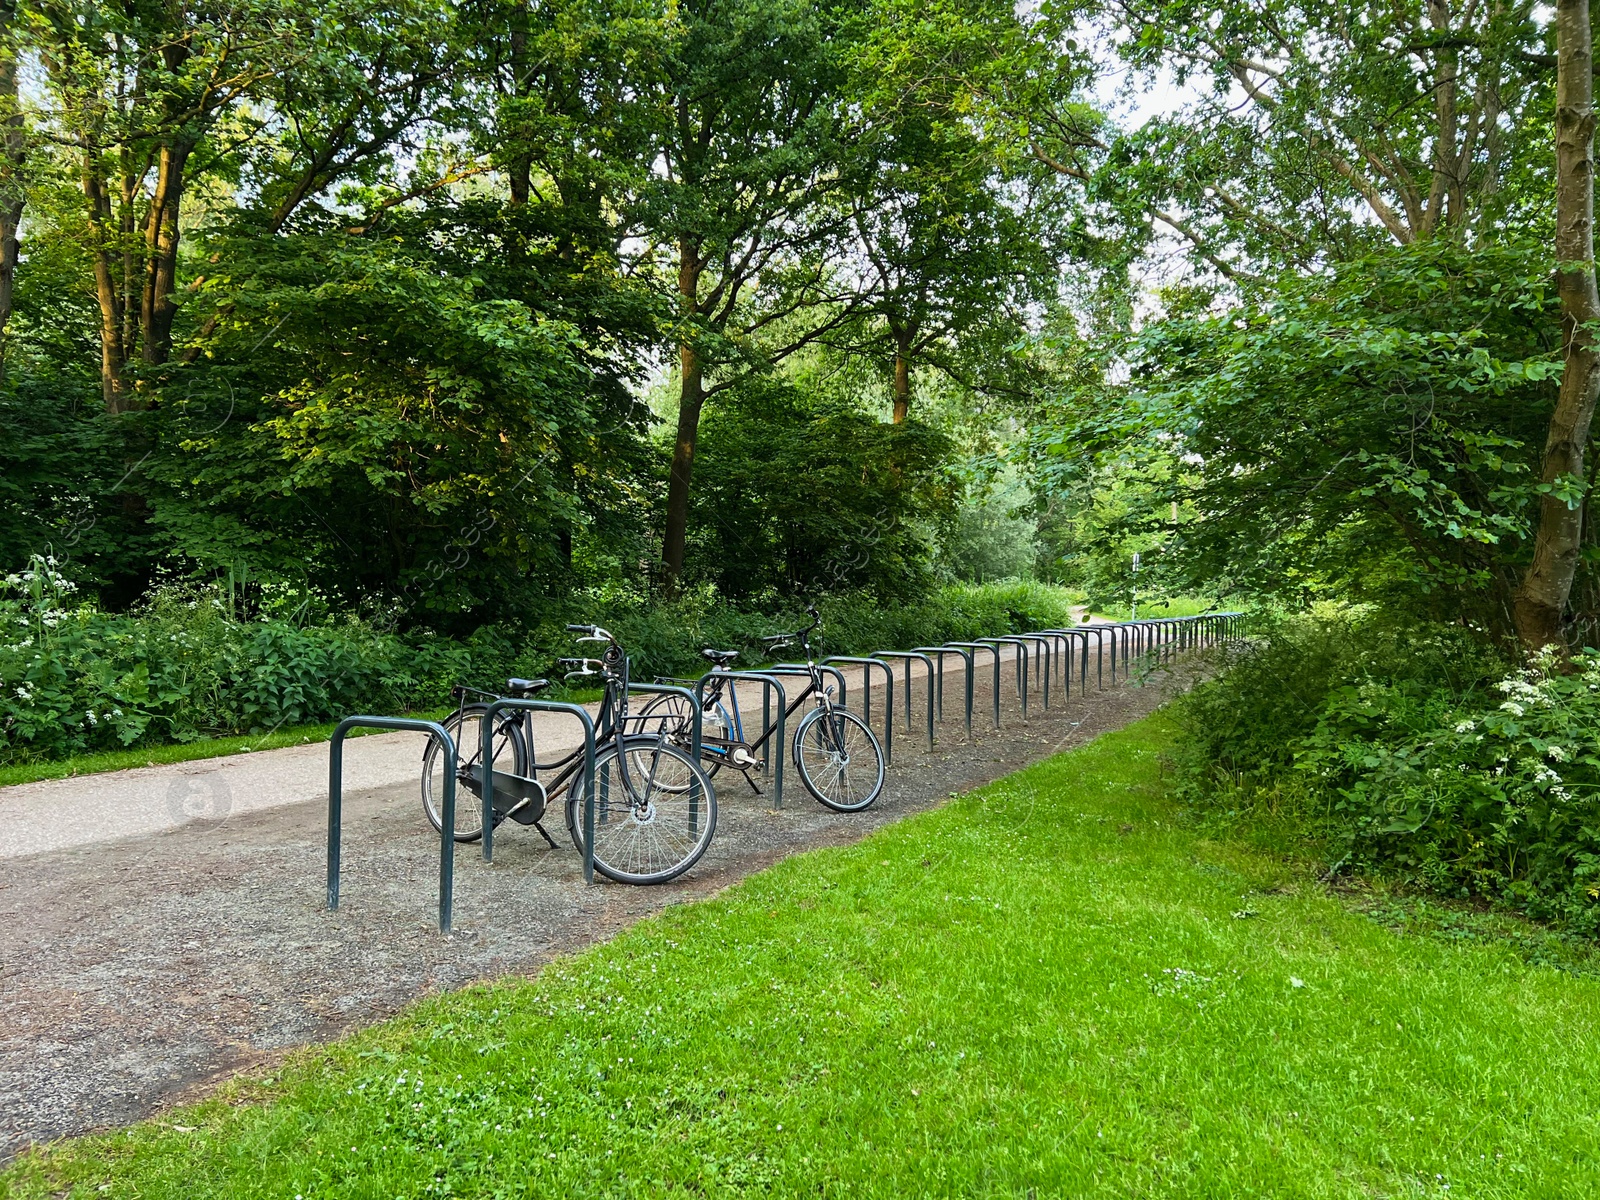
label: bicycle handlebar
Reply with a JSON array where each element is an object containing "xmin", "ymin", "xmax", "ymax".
[{"xmin": 762, "ymin": 604, "xmax": 821, "ymax": 649}]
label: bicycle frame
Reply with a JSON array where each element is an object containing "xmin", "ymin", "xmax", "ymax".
[
  {"xmin": 690, "ymin": 670, "xmax": 790, "ymax": 806},
  {"xmin": 676, "ymin": 611, "xmax": 852, "ymax": 805}
]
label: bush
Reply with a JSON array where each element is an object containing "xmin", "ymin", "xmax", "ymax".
[
  {"xmin": 0, "ymin": 559, "xmax": 474, "ymax": 760},
  {"xmin": 1172, "ymin": 609, "xmax": 1600, "ymax": 932},
  {"xmin": 0, "ymin": 558, "xmax": 1083, "ymax": 763}
]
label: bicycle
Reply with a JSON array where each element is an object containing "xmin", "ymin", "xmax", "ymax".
[
  {"xmin": 635, "ymin": 605, "xmax": 886, "ymax": 812},
  {"xmin": 420, "ymin": 624, "xmax": 719, "ymax": 885}
]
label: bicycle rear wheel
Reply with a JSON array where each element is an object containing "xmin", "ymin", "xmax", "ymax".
[
  {"xmin": 792, "ymin": 706, "xmax": 884, "ymax": 812},
  {"xmin": 422, "ymin": 705, "xmax": 528, "ymax": 842},
  {"xmin": 630, "ymin": 691, "xmax": 731, "ymax": 784},
  {"xmin": 566, "ymin": 737, "xmax": 718, "ymax": 884}
]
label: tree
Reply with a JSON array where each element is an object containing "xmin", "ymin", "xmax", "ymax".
[
  {"xmin": 690, "ymin": 373, "xmax": 955, "ymax": 599},
  {"xmin": 837, "ymin": 96, "xmax": 1062, "ymax": 423},
  {"xmin": 0, "ymin": 0, "xmax": 25, "ymax": 351},
  {"xmin": 1023, "ymin": 0, "xmax": 1551, "ymax": 280},
  {"xmin": 1514, "ymin": 0, "xmax": 1600, "ymax": 652},
  {"xmin": 27, "ymin": 0, "xmax": 468, "ymax": 411},
  {"xmin": 640, "ymin": 0, "xmax": 866, "ymax": 589},
  {"xmin": 31, "ymin": 0, "xmax": 296, "ymax": 409},
  {"xmin": 1042, "ymin": 240, "xmax": 1562, "ymax": 635}
]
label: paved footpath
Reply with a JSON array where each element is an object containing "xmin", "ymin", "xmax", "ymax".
[{"xmin": 0, "ymin": 633, "xmax": 1191, "ymax": 1156}]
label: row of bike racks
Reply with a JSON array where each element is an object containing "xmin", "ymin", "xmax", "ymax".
[{"xmin": 327, "ymin": 612, "xmax": 1246, "ymax": 931}]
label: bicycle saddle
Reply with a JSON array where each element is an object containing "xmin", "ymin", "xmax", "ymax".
[
  {"xmin": 506, "ymin": 677, "xmax": 551, "ymax": 696},
  {"xmin": 700, "ymin": 648, "xmax": 739, "ymax": 665}
]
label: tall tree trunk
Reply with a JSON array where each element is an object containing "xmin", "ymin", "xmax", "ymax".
[
  {"xmin": 891, "ymin": 326, "xmax": 912, "ymax": 423},
  {"xmin": 1422, "ymin": 0, "xmax": 1459, "ymax": 235},
  {"xmin": 1514, "ymin": 0, "xmax": 1600, "ymax": 653},
  {"xmin": 663, "ymin": 341, "xmax": 704, "ymax": 590},
  {"xmin": 662, "ymin": 238, "xmax": 704, "ymax": 591},
  {"xmin": 0, "ymin": 0, "xmax": 25, "ymax": 357},
  {"xmin": 139, "ymin": 138, "xmax": 191, "ymax": 364},
  {"xmin": 82, "ymin": 152, "xmax": 128, "ymax": 412}
]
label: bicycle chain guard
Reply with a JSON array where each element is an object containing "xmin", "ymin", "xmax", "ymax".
[{"xmin": 460, "ymin": 763, "xmax": 549, "ymax": 825}]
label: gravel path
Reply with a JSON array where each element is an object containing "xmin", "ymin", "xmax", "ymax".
[{"xmin": 0, "ymin": 643, "xmax": 1195, "ymax": 1156}]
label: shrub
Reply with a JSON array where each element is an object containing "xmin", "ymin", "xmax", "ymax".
[{"xmin": 1171, "ymin": 609, "xmax": 1600, "ymax": 931}]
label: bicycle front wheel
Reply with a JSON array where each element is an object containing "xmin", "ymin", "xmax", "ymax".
[
  {"xmin": 566, "ymin": 737, "xmax": 718, "ymax": 884},
  {"xmin": 422, "ymin": 705, "xmax": 529, "ymax": 842},
  {"xmin": 793, "ymin": 706, "xmax": 885, "ymax": 812}
]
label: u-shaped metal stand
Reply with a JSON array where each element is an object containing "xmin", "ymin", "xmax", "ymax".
[{"xmin": 328, "ymin": 716, "xmax": 459, "ymax": 932}]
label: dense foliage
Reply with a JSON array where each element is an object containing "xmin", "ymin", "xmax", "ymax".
[
  {"xmin": 1044, "ymin": 242, "xmax": 1565, "ymax": 634},
  {"xmin": 1175, "ymin": 611, "xmax": 1600, "ymax": 931},
  {"xmin": 0, "ymin": 0, "xmax": 1064, "ymax": 621}
]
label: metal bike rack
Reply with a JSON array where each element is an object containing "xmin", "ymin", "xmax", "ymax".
[
  {"xmin": 821, "ymin": 656, "xmax": 895, "ymax": 764},
  {"xmin": 1049, "ymin": 630, "xmax": 1088, "ymax": 694},
  {"xmin": 764, "ymin": 661, "xmax": 851, "ymax": 799},
  {"xmin": 1040, "ymin": 628, "xmax": 1090, "ymax": 695},
  {"xmin": 976, "ymin": 637, "xmax": 1032, "ymax": 719},
  {"xmin": 768, "ymin": 662, "xmax": 851, "ymax": 707},
  {"xmin": 1074, "ymin": 625, "xmax": 1111, "ymax": 687},
  {"xmin": 1151, "ymin": 620, "xmax": 1172, "ymax": 662},
  {"xmin": 695, "ymin": 670, "xmax": 788, "ymax": 809},
  {"xmin": 1026, "ymin": 630, "xmax": 1075, "ymax": 692},
  {"xmin": 765, "ymin": 660, "xmax": 850, "ymax": 779},
  {"xmin": 478, "ymin": 699, "xmax": 599, "ymax": 878},
  {"xmin": 943, "ymin": 642, "xmax": 1003, "ymax": 729},
  {"xmin": 914, "ymin": 645, "xmax": 971, "ymax": 736},
  {"xmin": 1008, "ymin": 633, "xmax": 1056, "ymax": 709},
  {"xmin": 871, "ymin": 649, "xmax": 936, "ymax": 750},
  {"xmin": 328, "ymin": 716, "xmax": 459, "ymax": 933}
]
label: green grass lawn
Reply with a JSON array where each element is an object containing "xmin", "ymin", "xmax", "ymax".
[
  {"xmin": 1082, "ymin": 595, "xmax": 1219, "ymax": 621},
  {"xmin": 9, "ymin": 712, "xmax": 1599, "ymax": 1197}
]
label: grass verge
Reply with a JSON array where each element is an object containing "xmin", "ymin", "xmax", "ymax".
[{"xmin": 8, "ymin": 712, "xmax": 1599, "ymax": 1196}]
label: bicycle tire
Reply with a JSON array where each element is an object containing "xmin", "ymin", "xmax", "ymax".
[
  {"xmin": 421, "ymin": 705, "xmax": 529, "ymax": 842},
  {"xmin": 792, "ymin": 706, "xmax": 884, "ymax": 812},
  {"xmin": 565, "ymin": 736, "xmax": 718, "ymax": 884}
]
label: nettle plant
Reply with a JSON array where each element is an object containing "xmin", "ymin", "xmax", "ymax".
[
  {"xmin": 0, "ymin": 556, "xmax": 132, "ymax": 754},
  {"xmin": 1300, "ymin": 649, "xmax": 1600, "ymax": 927}
]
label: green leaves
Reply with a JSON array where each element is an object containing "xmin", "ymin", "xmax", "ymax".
[{"xmin": 1034, "ymin": 238, "xmax": 1565, "ymax": 627}]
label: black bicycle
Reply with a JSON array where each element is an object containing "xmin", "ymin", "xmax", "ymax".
[
  {"xmin": 635, "ymin": 606, "xmax": 886, "ymax": 812},
  {"xmin": 420, "ymin": 624, "xmax": 718, "ymax": 884}
]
